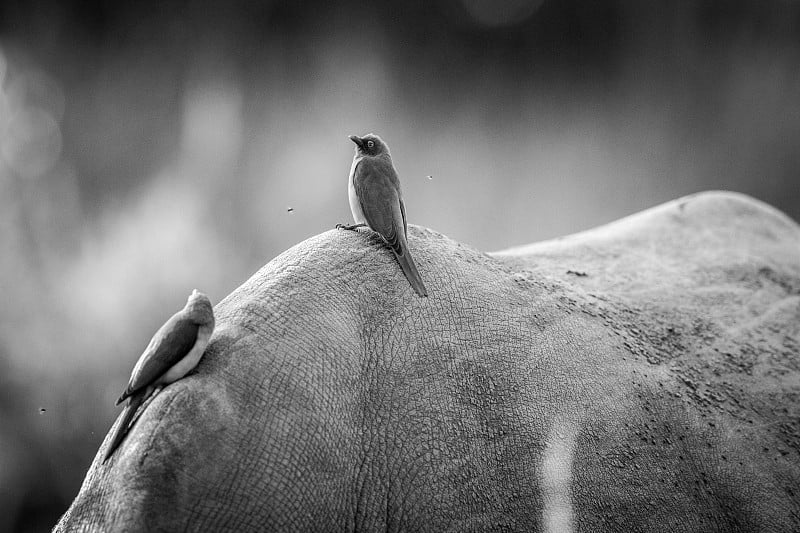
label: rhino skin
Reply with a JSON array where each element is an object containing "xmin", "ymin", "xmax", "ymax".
[{"xmin": 56, "ymin": 191, "xmax": 800, "ymax": 532}]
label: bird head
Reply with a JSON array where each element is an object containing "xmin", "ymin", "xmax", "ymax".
[
  {"xmin": 349, "ymin": 133, "xmax": 390, "ymax": 157},
  {"xmin": 186, "ymin": 290, "xmax": 215, "ymax": 327}
]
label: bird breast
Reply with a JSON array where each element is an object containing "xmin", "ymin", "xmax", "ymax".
[{"xmin": 348, "ymin": 157, "xmax": 368, "ymax": 225}]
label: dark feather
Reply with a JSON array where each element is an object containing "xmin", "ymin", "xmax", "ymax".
[
  {"xmin": 353, "ymin": 156, "xmax": 428, "ymax": 297},
  {"xmin": 117, "ymin": 315, "xmax": 198, "ymax": 404},
  {"xmin": 103, "ymin": 390, "xmax": 148, "ymax": 463}
]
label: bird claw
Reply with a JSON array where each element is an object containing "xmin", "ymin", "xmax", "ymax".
[{"xmin": 336, "ymin": 223, "xmax": 366, "ymax": 231}]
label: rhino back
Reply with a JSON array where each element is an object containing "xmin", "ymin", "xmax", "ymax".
[{"xmin": 57, "ymin": 191, "xmax": 800, "ymax": 532}]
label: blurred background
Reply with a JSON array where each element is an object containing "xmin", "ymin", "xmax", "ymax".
[{"xmin": 0, "ymin": 0, "xmax": 798, "ymax": 529}]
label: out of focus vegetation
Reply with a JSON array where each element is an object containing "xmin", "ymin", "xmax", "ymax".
[{"xmin": 1, "ymin": 0, "xmax": 798, "ymax": 529}]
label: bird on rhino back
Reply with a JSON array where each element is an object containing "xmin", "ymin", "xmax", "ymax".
[{"xmin": 56, "ymin": 191, "xmax": 800, "ymax": 532}]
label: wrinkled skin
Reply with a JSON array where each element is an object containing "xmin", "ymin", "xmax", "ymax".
[{"xmin": 56, "ymin": 191, "xmax": 800, "ymax": 532}]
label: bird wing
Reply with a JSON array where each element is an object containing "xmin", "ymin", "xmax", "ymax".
[
  {"xmin": 354, "ymin": 157, "xmax": 428, "ymax": 297},
  {"xmin": 399, "ymin": 197, "xmax": 408, "ymax": 237},
  {"xmin": 118, "ymin": 312, "xmax": 199, "ymax": 402},
  {"xmin": 354, "ymin": 158, "xmax": 405, "ymax": 256}
]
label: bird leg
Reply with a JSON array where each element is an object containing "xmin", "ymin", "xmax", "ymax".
[{"xmin": 336, "ymin": 223, "xmax": 367, "ymax": 231}]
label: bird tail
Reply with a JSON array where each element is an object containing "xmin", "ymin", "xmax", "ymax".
[
  {"xmin": 394, "ymin": 244, "xmax": 428, "ymax": 297},
  {"xmin": 103, "ymin": 392, "xmax": 146, "ymax": 463},
  {"xmin": 115, "ymin": 389, "xmax": 130, "ymax": 406}
]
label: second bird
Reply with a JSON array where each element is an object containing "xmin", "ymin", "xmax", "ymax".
[
  {"xmin": 103, "ymin": 290, "xmax": 215, "ymax": 463},
  {"xmin": 339, "ymin": 133, "xmax": 428, "ymax": 297}
]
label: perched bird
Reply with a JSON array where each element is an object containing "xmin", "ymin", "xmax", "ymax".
[
  {"xmin": 337, "ymin": 133, "xmax": 428, "ymax": 297},
  {"xmin": 103, "ymin": 290, "xmax": 215, "ymax": 463}
]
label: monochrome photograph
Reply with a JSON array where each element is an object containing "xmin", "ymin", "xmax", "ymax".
[{"xmin": 0, "ymin": 1, "xmax": 798, "ymax": 531}]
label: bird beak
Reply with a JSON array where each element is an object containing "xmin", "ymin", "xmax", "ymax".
[{"xmin": 349, "ymin": 135, "xmax": 364, "ymax": 149}]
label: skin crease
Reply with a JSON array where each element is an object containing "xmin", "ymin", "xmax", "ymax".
[{"xmin": 57, "ymin": 192, "xmax": 800, "ymax": 532}]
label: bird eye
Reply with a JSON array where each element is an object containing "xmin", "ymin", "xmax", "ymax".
[{"xmin": 367, "ymin": 140, "xmax": 375, "ymax": 149}]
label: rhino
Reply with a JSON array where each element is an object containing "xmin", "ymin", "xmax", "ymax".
[{"xmin": 56, "ymin": 191, "xmax": 800, "ymax": 532}]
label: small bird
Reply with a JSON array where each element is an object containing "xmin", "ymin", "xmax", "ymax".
[
  {"xmin": 337, "ymin": 133, "xmax": 428, "ymax": 297},
  {"xmin": 103, "ymin": 289, "xmax": 215, "ymax": 463}
]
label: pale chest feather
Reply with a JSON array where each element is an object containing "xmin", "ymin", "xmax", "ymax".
[
  {"xmin": 348, "ymin": 157, "xmax": 367, "ymax": 224},
  {"xmin": 156, "ymin": 324, "xmax": 213, "ymax": 385}
]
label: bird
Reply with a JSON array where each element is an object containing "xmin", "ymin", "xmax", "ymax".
[
  {"xmin": 103, "ymin": 289, "xmax": 215, "ymax": 463},
  {"xmin": 337, "ymin": 133, "xmax": 428, "ymax": 297}
]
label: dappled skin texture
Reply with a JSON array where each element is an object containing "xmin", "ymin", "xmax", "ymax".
[{"xmin": 57, "ymin": 191, "xmax": 800, "ymax": 532}]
